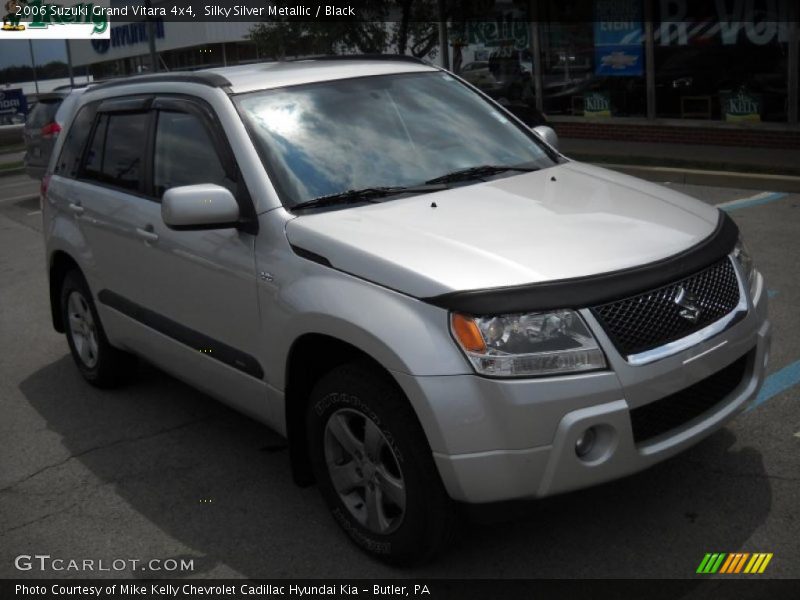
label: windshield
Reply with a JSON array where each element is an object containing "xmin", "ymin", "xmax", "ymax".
[{"xmin": 235, "ymin": 71, "xmax": 558, "ymax": 207}]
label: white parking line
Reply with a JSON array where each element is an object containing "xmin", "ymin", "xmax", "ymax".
[
  {"xmin": 27, "ymin": 210, "xmax": 41, "ymax": 216},
  {"xmin": 2, "ymin": 193, "xmax": 38, "ymax": 203}
]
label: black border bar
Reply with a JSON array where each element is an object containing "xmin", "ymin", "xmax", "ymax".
[{"xmin": 4, "ymin": 579, "xmax": 800, "ymax": 600}]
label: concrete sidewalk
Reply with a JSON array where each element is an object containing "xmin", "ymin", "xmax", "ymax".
[{"xmin": 561, "ymin": 138, "xmax": 800, "ymax": 191}]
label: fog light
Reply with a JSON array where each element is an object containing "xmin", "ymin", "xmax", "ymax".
[{"xmin": 575, "ymin": 427, "xmax": 597, "ymax": 458}]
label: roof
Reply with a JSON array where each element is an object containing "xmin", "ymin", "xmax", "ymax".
[{"xmin": 90, "ymin": 57, "xmax": 439, "ymax": 96}]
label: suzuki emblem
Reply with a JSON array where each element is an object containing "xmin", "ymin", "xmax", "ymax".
[{"xmin": 675, "ymin": 287, "xmax": 702, "ymax": 323}]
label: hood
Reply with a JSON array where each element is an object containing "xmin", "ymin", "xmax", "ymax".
[{"xmin": 284, "ymin": 162, "xmax": 721, "ymax": 299}]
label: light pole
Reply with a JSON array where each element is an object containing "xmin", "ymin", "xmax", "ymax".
[
  {"xmin": 28, "ymin": 40, "xmax": 39, "ymax": 94},
  {"xmin": 65, "ymin": 40, "xmax": 75, "ymax": 87}
]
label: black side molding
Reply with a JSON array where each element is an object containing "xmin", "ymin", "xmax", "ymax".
[
  {"xmin": 98, "ymin": 290, "xmax": 264, "ymax": 380},
  {"xmin": 424, "ymin": 211, "xmax": 739, "ymax": 315}
]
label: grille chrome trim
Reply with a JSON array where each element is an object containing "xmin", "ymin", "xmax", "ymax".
[{"xmin": 624, "ymin": 256, "xmax": 748, "ymax": 366}]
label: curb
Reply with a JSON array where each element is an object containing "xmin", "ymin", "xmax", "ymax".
[
  {"xmin": 597, "ymin": 163, "xmax": 800, "ymax": 193},
  {"xmin": 0, "ymin": 166, "xmax": 24, "ymax": 178}
]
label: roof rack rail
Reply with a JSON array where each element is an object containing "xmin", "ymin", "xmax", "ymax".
[
  {"xmin": 288, "ymin": 54, "xmax": 428, "ymax": 65},
  {"xmin": 89, "ymin": 71, "xmax": 231, "ymax": 92}
]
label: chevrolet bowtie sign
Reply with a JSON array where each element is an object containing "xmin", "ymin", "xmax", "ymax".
[{"xmin": 593, "ymin": 0, "xmax": 644, "ymax": 77}]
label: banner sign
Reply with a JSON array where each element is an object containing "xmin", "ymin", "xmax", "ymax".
[
  {"xmin": 0, "ymin": 88, "xmax": 28, "ymax": 116},
  {"xmin": 594, "ymin": 0, "xmax": 644, "ymax": 76},
  {"xmin": 720, "ymin": 90, "xmax": 762, "ymax": 122},
  {"xmin": 584, "ymin": 91, "xmax": 612, "ymax": 117},
  {"xmin": 465, "ymin": 20, "xmax": 529, "ymax": 51}
]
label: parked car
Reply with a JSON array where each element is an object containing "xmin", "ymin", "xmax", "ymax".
[
  {"xmin": 24, "ymin": 86, "xmax": 92, "ymax": 180},
  {"xmin": 43, "ymin": 56, "xmax": 770, "ymax": 564},
  {"xmin": 459, "ymin": 60, "xmax": 492, "ymax": 87}
]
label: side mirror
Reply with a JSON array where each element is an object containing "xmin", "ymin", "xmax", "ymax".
[
  {"xmin": 162, "ymin": 184, "xmax": 240, "ymax": 230},
  {"xmin": 533, "ymin": 125, "xmax": 559, "ymax": 151}
]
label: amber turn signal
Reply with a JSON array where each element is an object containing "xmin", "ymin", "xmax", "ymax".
[{"xmin": 451, "ymin": 313, "xmax": 487, "ymax": 353}]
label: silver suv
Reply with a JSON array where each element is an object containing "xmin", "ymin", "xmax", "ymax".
[{"xmin": 43, "ymin": 57, "xmax": 770, "ymax": 564}]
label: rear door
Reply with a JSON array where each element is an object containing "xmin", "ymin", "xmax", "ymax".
[{"xmin": 70, "ymin": 97, "xmax": 155, "ymax": 313}]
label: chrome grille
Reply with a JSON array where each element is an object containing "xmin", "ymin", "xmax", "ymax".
[{"xmin": 591, "ymin": 258, "xmax": 741, "ymax": 357}]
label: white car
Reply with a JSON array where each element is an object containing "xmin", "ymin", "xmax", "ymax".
[{"xmin": 42, "ymin": 56, "xmax": 770, "ymax": 564}]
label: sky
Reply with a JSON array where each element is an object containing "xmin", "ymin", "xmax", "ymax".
[{"xmin": 0, "ymin": 40, "xmax": 68, "ymax": 69}]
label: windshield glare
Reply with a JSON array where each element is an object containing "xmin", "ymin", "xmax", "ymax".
[{"xmin": 236, "ymin": 71, "xmax": 557, "ymax": 207}]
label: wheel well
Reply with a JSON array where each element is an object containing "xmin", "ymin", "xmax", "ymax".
[
  {"xmin": 49, "ymin": 251, "xmax": 80, "ymax": 333},
  {"xmin": 285, "ymin": 333, "xmax": 399, "ymax": 487}
]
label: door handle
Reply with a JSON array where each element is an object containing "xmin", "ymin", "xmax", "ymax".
[
  {"xmin": 135, "ymin": 226, "xmax": 159, "ymax": 243},
  {"xmin": 68, "ymin": 202, "xmax": 84, "ymax": 215}
]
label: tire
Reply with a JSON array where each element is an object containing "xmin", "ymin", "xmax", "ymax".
[
  {"xmin": 60, "ymin": 270, "xmax": 136, "ymax": 388},
  {"xmin": 307, "ymin": 362, "xmax": 455, "ymax": 565}
]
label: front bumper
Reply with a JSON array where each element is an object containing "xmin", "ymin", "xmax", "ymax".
[{"xmin": 396, "ymin": 270, "xmax": 771, "ymax": 503}]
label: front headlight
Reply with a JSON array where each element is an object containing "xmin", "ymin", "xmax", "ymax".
[
  {"xmin": 733, "ymin": 237, "xmax": 756, "ymax": 289},
  {"xmin": 450, "ymin": 310, "xmax": 607, "ymax": 377}
]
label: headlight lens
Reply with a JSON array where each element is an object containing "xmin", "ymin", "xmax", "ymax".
[
  {"xmin": 733, "ymin": 237, "xmax": 756, "ymax": 289},
  {"xmin": 450, "ymin": 310, "xmax": 606, "ymax": 377}
]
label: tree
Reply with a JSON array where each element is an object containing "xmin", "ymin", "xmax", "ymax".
[
  {"xmin": 392, "ymin": 0, "xmax": 439, "ymax": 59},
  {"xmin": 249, "ymin": 5, "xmax": 391, "ymax": 59}
]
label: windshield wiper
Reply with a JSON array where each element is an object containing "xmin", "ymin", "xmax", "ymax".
[
  {"xmin": 425, "ymin": 164, "xmax": 539, "ymax": 185},
  {"xmin": 291, "ymin": 184, "xmax": 446, "ymax": 212}
]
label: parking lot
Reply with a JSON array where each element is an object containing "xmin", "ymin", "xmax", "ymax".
[{"xmin": 0, "ymin": 171, "xmax": 798, "ymax": 579}]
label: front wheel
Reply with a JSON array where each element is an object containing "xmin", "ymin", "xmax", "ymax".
[{"xmin": 307, "ymin": 362, "xmax": 455, "ymax": 564}]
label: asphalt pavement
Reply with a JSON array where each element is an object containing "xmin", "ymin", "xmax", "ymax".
[{"xmin": 0, "ymin": 172, "xmax": 798, "ymax": 580}]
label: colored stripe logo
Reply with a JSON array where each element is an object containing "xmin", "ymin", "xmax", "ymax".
[{"xmin": 697, "ymin": 553, "xmax": 773, "ymax": 574}]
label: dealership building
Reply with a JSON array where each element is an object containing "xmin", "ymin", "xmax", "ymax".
[
  {"xmin": 66, "ymin": 0, "xmax": 800, "ymax": 149},
  {"xmin": 67, "ymin": 21, "xmax": 260, "ymax": 78}
]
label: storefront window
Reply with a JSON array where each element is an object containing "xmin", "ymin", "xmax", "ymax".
[
  {"xmin": 654, "ymin": 0, "xmax": 789, "ymax": 122},
  {"xmin": 450, "ymin": 2, "xmax": 544, "ymax": 125},
  {"xmin": 540, "ymin": 0, "xmax": 646, "ymax": 118}
]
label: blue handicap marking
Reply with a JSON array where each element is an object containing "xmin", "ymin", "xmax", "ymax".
[{"xmin": 747, "ymin": 360, "xmax": 800, "ymax": 412}]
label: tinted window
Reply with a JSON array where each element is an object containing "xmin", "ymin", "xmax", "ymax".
[
  {"xmin": 26, "ymin": 99, "xmax": 61, "ymax": 129},
  {"xmin": 54, "ymin": 104, "xmax": 96, "ymax": 178},
  {"xmin": 82, "ymin": 114, "xmax": 108, "ymax": 180},
  {"xmin": 102, "ymin": 113, "xmax": 147, "ymax": 191},
  {"xmin": 82, "ymin": 112, "xmax": 147, "ymax": 192},
  {"xmin": 153, "ymin": 111, "xmax": 233, "ymax": 197}
]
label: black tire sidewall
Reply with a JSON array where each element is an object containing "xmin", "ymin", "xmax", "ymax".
[
  {"xmin": 60, "ymin": 270, "xmax": 118, "ymax": 385},
  {"xmin": 307, "ymin": 364, "xmax": 452, "ymax": 563}
]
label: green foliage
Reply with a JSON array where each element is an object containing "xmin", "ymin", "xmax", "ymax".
[
  {"xmin": 249, "ymin": 4, "xmax": 391, "ymax": 59},
  {"xmin": 0, "ymin": 61, "xmax": 69, "ymax": 84},
  {"xmin": 249, "ymin": 0, "xmax": 442, "ymax": 60}
]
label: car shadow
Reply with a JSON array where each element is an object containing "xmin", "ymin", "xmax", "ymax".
[{"xmin": 19, "ymin": 355, "xmax": 772, "ymax": 581}]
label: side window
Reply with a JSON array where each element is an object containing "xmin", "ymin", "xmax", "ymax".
[
  {"xmin": 81, "ymin": 111, "xmax": 147, "ymax": 192},
  {"xmin": 102, "ymin": 112, "xmax": 148, "ymax": 191},
  {"xmin": 153, "ymin": 110, "xmax": 234, "ymax": 198},
  {"xmin": 53, "ymin": 104, "xmax": 96, "ymax": 178},
  {"xmin": 82, "ymin": 114, "xmax": 108, "ymax": 180}
]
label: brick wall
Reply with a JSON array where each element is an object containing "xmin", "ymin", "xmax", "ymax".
[{"xmin": 552, "ymin": 121, "xmax": 800, "ymax": 149}]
